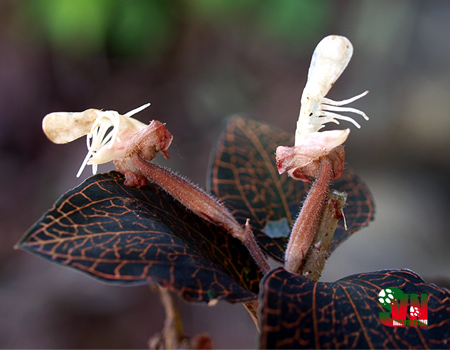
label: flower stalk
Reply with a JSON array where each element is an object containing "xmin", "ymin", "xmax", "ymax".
[
  {"xmin": 130, "ymin": 153, "xmax": 246, "ymax": 241},
  {"xmin": 284, "ymin": 157, "xmax": 334, "ymax": 274},
  {"xmin": 301, "ymin": 190, "xmax": 347, "ymax": 281},
  {"xmin": 129, "ymin": 154, "xmax": 270, "ymax": 274}
]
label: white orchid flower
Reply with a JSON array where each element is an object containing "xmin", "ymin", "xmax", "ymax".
[
  {"xmin": 42, "ymin": 103, "xmax": 172, "ymax": 177},
  {"xmin": 276, "ymin": 35, "xmax": 369, "ymax": 181}
]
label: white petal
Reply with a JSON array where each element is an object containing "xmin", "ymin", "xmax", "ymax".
[
  {"xmin": 303, "ymin": 129, "xmax": 350, "ymax": 151},
  {"xmin": 42, "ymin": 109, "xmax": 99, "ymax": 144},
  {"xmin": 301, "ymin": 36, "xmax": 353, "ymax": 104}
]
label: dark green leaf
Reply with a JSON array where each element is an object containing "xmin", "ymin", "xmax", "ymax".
[
  {"xmin": 260, "ymin": 267, "xmax": 450, "ymax": 349},
  {"xmin": 18, "ymin": 171, "xmax": 261, "ymax": 303},
  {"xmin": 208, "ymin": 116, "xmax": 375, "ymax": 261}
]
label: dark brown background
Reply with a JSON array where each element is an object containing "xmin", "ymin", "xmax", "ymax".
[{"xmin": 1, "ymin": 0, "xmax": 449, "ymax": 348}]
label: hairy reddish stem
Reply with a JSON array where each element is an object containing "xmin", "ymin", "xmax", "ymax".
[
  {"xmin": 130, "ymin": 154, "xmax": 270, "ymax": 274},
  {"xmin": 285, "ymin": 157, "xmax": 334, "ymax": 274},
  {"xmin": 300, "ymin": 190, "xmax": 347, "ymax": 281},
  {"xmin": 131, "ymin": 153, "xmax": 246, "ymax": 241}
]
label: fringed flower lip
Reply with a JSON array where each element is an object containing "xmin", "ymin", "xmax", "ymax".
[
  {"xmin": 42, "ymin": 103, "xmax": 173, "ymax": 177},
  {"xmin": 276, "ymin": 35, "xmax": 369, "ymax": 181}
]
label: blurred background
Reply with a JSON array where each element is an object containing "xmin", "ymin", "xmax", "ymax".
[{"xmin": 1, "ymin": 0, "xmax": 450, "ymax": 348}]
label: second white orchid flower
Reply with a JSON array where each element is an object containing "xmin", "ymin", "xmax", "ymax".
[
  {"xmin": 278, "ymin": 35, "xmax": 370, "ymax": 276},
  {"xmin": 276, "ymin": 35, "xmax": 369, "ymax": 182}
]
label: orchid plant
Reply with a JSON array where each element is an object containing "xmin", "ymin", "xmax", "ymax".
[{"xmin": 18, "ymin": 36, "xmax": 450, "ymax": 349}]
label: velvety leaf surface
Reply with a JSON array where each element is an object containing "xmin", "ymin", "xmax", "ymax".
[
  {"xmin": 18, "ymin": 171, "xmax": 261, "ymax": 303},
  {"xmin": 208, "ymin": 116, "xmax": 375, "ymax": 261},
  {"xmin": 260, "ymin": 267, "xmax": 450, "ymax": 349}
]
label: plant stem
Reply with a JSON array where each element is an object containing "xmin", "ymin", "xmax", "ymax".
[
  {"xmin": 131, "ymin": 154, "xmax": 246, "ymax": 241},
  {"xmin": 301, "ymin": 190, "xmax": 347, "ymax": 281},
  {"xmin": 149, "ymin": 286, "xmax": 214, "ymax": 349},
  {"xmin": 284, "ymin": 157, "xmax": 334, "ymax": 274},
  {"xmin": 148, "ymin": 285, "xmax": 185, "ymax": 349},
  {"xmin": 131, "ymin": 154, "xmax": 270, "ymax": 274}
]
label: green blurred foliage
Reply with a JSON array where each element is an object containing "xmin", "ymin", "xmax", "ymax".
[
  {"xmin": 257, "ymin": 0, "xmax": 332, "ymax": 46},
  {"xmin": 188, "ymin": 0, "xmax": 332, "ymax": 48},
  {"xmin": 109, "ymin": 0, "xmax": 174, "ymax": 57},
  {"xmin": 24, "ymin": 0, "xmax": 113, "ymax": 56},
  {"xmin": 187, "ymin": 0, "xmax": 260, "ymax": 20},
  {"xmin": 18, "ymin": 0, "xmax": 330, "ymax": 59},
  {"xmin": 21, "ymin": 0, "xmax": 174, "ymax": 58}
]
